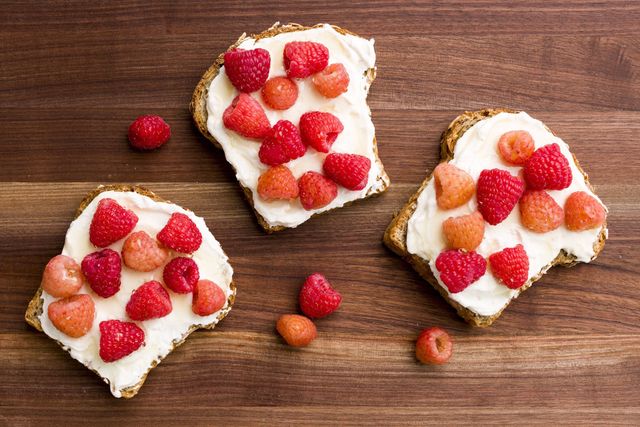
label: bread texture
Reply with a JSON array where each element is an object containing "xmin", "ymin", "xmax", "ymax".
[
  {"xmin": 25, "ymin": 184, "xmax": 236, "ymax": 398},
  {"xmin": 383, "ymin": 109, "xmax": 607, "ymax": 327},
  {"xmin": 190, "ymin": 22, "xmax": 390, "ymax": 232}
]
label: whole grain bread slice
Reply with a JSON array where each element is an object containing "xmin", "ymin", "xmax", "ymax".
[
  {"xmin": 383, "ymin": 109, "xmax": 607, "ymax": 327},
  {"xmin": 25, "ymin": 184, "xmax": 236, "ymax": 398}
]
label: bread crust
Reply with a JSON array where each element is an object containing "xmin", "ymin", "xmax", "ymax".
[
  {"xmin": 24, "ymin": 184, "xmax": 237, "ymax": 398},
  {"xmin": 190, "ymin": 22, "xmax": 390, "ymax": 232},
  {"xmin": 383, "ymin": 109, "xmax": 607, "ymax": 327}
]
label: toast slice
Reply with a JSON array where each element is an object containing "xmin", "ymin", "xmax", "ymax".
[
  {"xmin": 384, "ymin": 109, "xmax": 607, "ymax": 327},
  {"xmin": 25, "ymin": 184, "xmax": 236, "ymax": 397},
  {"xmin": 190, "ymin": 23, "xmax": 390, "ymax": 232}
]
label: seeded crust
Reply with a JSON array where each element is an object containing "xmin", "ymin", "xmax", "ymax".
[
  {"xmin": 383, "ymin": 109, "xmax": 608, "ymax": 327},
  {"xmin": 190, "ymin": 22, "xmax": 390, "ymax": 232},
  {"xmin": 24, "ymin": 184, "xmax": 237, "ymax": 398}
]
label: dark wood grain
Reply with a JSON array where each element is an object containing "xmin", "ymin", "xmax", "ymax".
[{"xmin": 1, "ymin": 1, "xmax": 639, "ymax": 425}]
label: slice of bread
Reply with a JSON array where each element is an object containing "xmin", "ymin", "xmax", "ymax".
[
  {"xmin": 190, "ymin": 23, "xmax": 390, "ymax": 232},
  {"xmin": 383, "ymin": 109, "xmax": 607, "ymax": 327},
  {"xmin": 25, "ymin": 184, "xmax": 236, "ymax": 398}
]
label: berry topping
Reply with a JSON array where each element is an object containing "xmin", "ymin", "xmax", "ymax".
[
  {"xmin": 192, "ymin": 280, "xmax": 226, "ymax": 316},
  {"xmin": 433, "ymin": 163, "xmax": 475, "ymax": 210},
  {"xmin": 157, "ymin": 212, "xmax": 202, "ymax": 254},
  {"xmin": 48, "ymin": 294, "xmax": 95, "ymax": 338},
  {"xmin": 298, "ymin": 171, "xmax": 338, "ymax": 210},
  {"xmin": 312, "ymin": 63, "xmax": 350, "ymax": 98},
  {"xmin": 41, "ymin": 254, "xmax": 85, "ymax": 298},
  {"xmin": 127, "ymin": 115, "xmax": 171, "ymax": 150},
  {"xmin": 299, "ymin": 273, "xmax": 342, "ymax": 319},
  {"xmin": 121, "ymin": 231, "xmax": 169, "ymax": 272},
  {"xmin": 89, "ymin": 198, "xmax": 138, "ymax": 248},
  {"xmin": 497, "ymin": 130, "xmax": 534, "ymax": 165},
  {"xmin": 519, "ymin": 190, "xmax": 563, "ymax": 233},
  {"xmin": 126, "ymin": 280, "xmax": 172, "ymax": 321},
  {"xmin": 523, "ymin": 143, "xmax": 573, "ymax": 190},
  {"xmin": 276, "ymin": 314, "xmax": 317, "ymax": 347},
  {"xmin": 261, "ymin": 76, "xmax": 298, "ymax": 110},
  {"xmin": 477, "ymin": 168, "xmax": 525, "ymax": 225},
  {"xmin": 489, "ymin": 244, "xmax": 530, "ymax": 289},
  {"xmin": 435, "ymin": 249, "xmax": 486, "ymax": 294},
  {"xmin": 283, "ymin": 41, "xmax": 329, "ymax": 78},
  {"xmin": 323, "ymin": 153, "xmax": 371, "ymax": 191},
  {"xmin": 258, "ymin": 120, "xmax": 306, "ymax": 166},
  {"xmin": 163, "ymin": 257, "xmax": 199, "ymax": 294},
  {"xmin": 223, "ymin": 48, "xmax": 270, "ymax": 93},
  {"xmin": 257, "ymin": 165, "xmax": 299, "ymax": 201},
  {"xmin": 99, "ymin": 320, "xmax": 145, "ymax": 363},
  {"xmin": 223, "ymin": 93, "xmax": 271, "ymax": 140},
  {"xmin": 442, "ymin": 211, "xmax": 485, "ymax": 252},
  {"xmin": 565, "ymin": 191, "xmax": 606, "ymax": 231},
  {"xmin": 81, "ymin": 249, "xmax": 122, "ymax": 298},
  {"xmin": 415, "ymin": 327, "xmax": 453, "ymax": 365},
  {"xmin": 299, "ymin": 111, "xmax": 344, "ymax": 153}
]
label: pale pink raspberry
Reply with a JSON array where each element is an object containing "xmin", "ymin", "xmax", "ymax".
[{"xmin": 121, "ymin": 231, "xmax": 169, "ymax": 272}]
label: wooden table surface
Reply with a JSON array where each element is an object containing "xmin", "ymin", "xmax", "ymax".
[{"xmin": 2, "ymin": 1, "xmax": 639, "ymax": 425}]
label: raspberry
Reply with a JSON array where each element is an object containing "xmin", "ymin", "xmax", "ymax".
[
  {"xmin": 89, "ymin": 198, "xmax": 138, "ymax": 248},
  {"xmin": 489, "ymin": 244, "xmax": 530, "ymax": 289},
  {"xmin": 298, "ymin": 171, "xmax": 338, "ymax": 210},
  {"xmin": 258, "ymin": 120, "xmax": 306, "ymax": 166},
  {"xmin": 121, "ymin": 231, "xmax": 169, "ymax": 272},
  {"xmin": 223, "ymin": 93, "xmax": 271, "ymax": 140},
  {"xmin": 126, "ymin": 280, "xmax": 172, "ymax": 321},
  {"xmin": 519, "ymin": 190, "xmax": 563, "ymax": 233},
  {"xmin": 442, "ymin": 211, "xmax": 485, "ymax": 252},
  {"xmin": 435, "ymin": 249, "xmax": 486, "ymax": 294},
  {"xmin": 523, "ymin": 143, "xmax": 572, "ymax": 190},
  {"xmin": 312, "ymin": 63, "xmax": 350, "ymax": 98},
  {"xmin": 477, "ymin": 168, "xmax": 525, "ymax": 225},
  {"xmin": 223, "ymin": 48, "xmax": 270, "ymax": 93},
  {"xmin": 81, "ymin": 249, "xmax": 122, "ymax": 298},
  {"xmin": 157, "ymin": 212, "xmax": 202, "ymax": 254},
  {"xmin": 276, "ymin": 314, "xmax": 317, "ymax": 347},
  {"xmin": 128, "ymin": 115, "xmax": 171, "ymax": 150},
  {"xmin": 257, "ymin": 165, "xmax": 299, "ymax": 201},
  {"xmin": 433, "ymin": 163, "xmax": 475, "ymax": 210},
  {"xmin": 192, "ymin": 280, "xmax": 226, "ymax": 316},
  {"xmin": 99, "ymin": 320, "xmax": 145, "ymax": 363},
  {"xmin": 564, "ymin": 191, "xmax": 606, "ymax": 231},
  {"xmin": 41, "ymin": 254, "xmax": 84, "ymax": 298},
  {"xmin": 261, "ymin": 76, "xmax": 298, "ymax": 110},
  {"xmin": 323, "ymin": 153, "xmax": 371, "ymax": 191},
  {"xmin": 299, "ymin": 273, "xmax": 342, "ymax": 319},
  {"xmin": 47, "ymin": 294, "xmax": 95, "ymax": 338},
  {"xmin": 299, "ymin": 111, "xmax": 344, "ymax": 153},
  {"xmin": 163, "ymin": 257, "xmax": 199, "ymax": 294},
  {"xmin": 497, "ymin": 130, "xmax": 534, "ymax": 165},
  {"xmin": 283, "ymin": 41, "xmax": 329, "ymax": 78},
  {"xmin": 415, "ymin": 327, "xmax": 453, "ymax": 365}
]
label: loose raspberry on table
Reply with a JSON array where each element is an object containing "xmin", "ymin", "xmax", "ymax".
[
  {"xmin": 312, "ymin": 63, "xmax": 350, "ymax": 98},
  {"xmin": 261, "ymin": 76, "xmax": 298, "ymax": 110},
  {"xmin": 81, "ymin": 249, "xmax": 122, "ymax": 298},
  {"xmin": 41, "ymin": 254, "xmax": 85, "ymax": 298},
  {"xmin": 48, "ymin": 294, "xmax": 95, "ymax": 338},
  {"xmin": 276, "ymin": 314, "xmax": 317, "ymax": 347},
  {"xmin": 192, "ymin": 280, "xmax": 226, "ymax": 316},
  {"xmin": 99, "ymin": 320, "xmax": 145, "ymax": 363},
  {"xmin": 477, "ymin": 168, "xmax": 525, "ymax": 225},
  {"xmin": 223, "ymin": 93, "xmax": 271, "ymax": 140},
  {"xmin": 223, "ymin": 48, "xmax": 270, "ymax": 93},
  {"xmin": 497, "ymin": 130, "xmax": 535, "ymax": 165},
  {"xmin": 126, "ymin": 280, "xmax": 172, "ymax": 321},
  {"xmin": 127, "ymin": 115, "xmax": 171, "ymax": 150},
  {"xmin": 157, "ymin": 212, "xmax": 202, "ymax": 254},
  {"xmin": 323, "ymin": 153, "xmax": 371, "ymax": 191},
  {"xmin": 121, "ymin": 231, "xmax": 169, "ymax": 272},
  {"xmin": 519, "ymin": 190, "xmax": 563, "ymax": 233},
  {"xmin": 415, "ymin": 327, "xmax": 453, "ymax": 365},
  {"xmin": 442, "ymin": 211, "xmax": 485, "ymax": 252},
  {"xmin": 299, "ymin": 111, "xmax": 344, "ymax": 153},
  {"xmin": 283, "ymin": 41, "xmax": 329, "ymax": 78},
  {"xmin": 523, "ymin": 143, "xmax": 572, "ymax": 190},
  {"xmin": 258, "ymin": 120, "xmax": 306, "ymax": 166},
  {"xmin": 433, "ymin": 163, "xmax": 475, "ymax": 210},
  {"xmin": 488, "ymin": 244, "xmax": 529, "ymax": 289},
  {"xmin": 257, "ymin": 165, "xmax": 299, "ymax": 201},
  {"xmin": 298, "ymin": 171, "xmax": 338, "ymax": 210},
  {"xmin": 163, "ymin": 257, "xmax": 199, "ymax": 294},
  {"xmin": 564, "ymin": 191, "xmax": 606, "ymax": 231},
  {"xmin": 299, "ymin": 273, "xmax": 342, "ymax": 319},
  {"xmin": 89, "ymin": 198, "xmax": 138, "ymax": 248},
  {"xmin": 435, "ymin": 249, "xmax": 486, "ymax": 294}
]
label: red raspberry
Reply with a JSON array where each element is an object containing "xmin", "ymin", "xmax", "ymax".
[
  {"xmin": 435, "ymin": 249, "xmax": 486, "ymax": 294},
  {"xmin": 121, "ymin": 231, "xmax": 169, "ymax": 272},
  {"xmin": 223, "ymin": 93, "xmax": 271, "ymax": 140},
  {"xmin": 298, "ymin": 171, "xmax": 338, "ymax": 210},
  {"xmin": 99, "ymin": 320, "xmax": 145, "ymax": 363},
  {"xmin": 323, "ymin": 153, "xmax": 371, "ymax": 191},
  {"xmin": 126, "ymin": 280, "xmax": 172, "ymax": 321},
  {"xmin": 523, "ymin": 143, "xmax": 573, "ymax": 190},
  {"xmin": 299, "ymin": 111, "xmax": 344, "ymax": 153},
  {"xmin": 192, "ymin": 280, "xmax": 226, "ymax": 316},
  {"xmin": 157, "ymin": 212, "xmax": 202, "ymax": 254},
  {"xmin": 497, "ymin": 130, "xmax": 534, "ymax": 165},
  {"xmin": 433, "ymin": 163, "xmax": 475, "ymax": 210},
  {"xmin": 48, "ymin": 294, "xmax": 95, "ymax": 338},
  {"xmin": 163, "ymin": 257, "xmax": 199, "ymax": 294},
  {"xmin": 442, "ymin": 211, "xmax": 485, "ymax": 252},
  {"xmin": 89, "ymin": 198, "xmax": 138, "ymax": 248},
  {"xmin": 276, "ymin": 314, "xmax": 317, "ymax": 347},
  {"xmin": 489, "ymin": 244, "xmax": 529, "ymax": 289},
  {"xmin": 519, "ymin": 190, "xmax": 563, "ymax": 233},
  {"xmin": 257, "ymin": 165, "xmax": 299, "ymax": 201},
  {"xmin": 415, "ymin": 327, "xmax": 453, "ymax": 365},
  {"xmin": 41, "ymin": 254, "xmax": 85, "ymax": 298},
  {"xmin": 81, "ymin": 249, "xmax": 122, "ymax": 298},
  {"xmin": 258, "ymin": 120, "xmax": 306, "ymax": 166},
  {"xmin": 477, "ymin": 168, "xmax": 525, "ymax": 225},
  {"xmin": 299, "ymin": 273, "xmax": 342, "ymax": 319},
  {"xmin": 564, "ymin": 191, "xmax": 606, "ymax": 231},
  {"xmin": 283, "ymin": 41, "xmax": 329, "ymax": 78},
  {"xmin": 223, "ymin": 48, "xmax": 270, "ymax": 93},
  {"xmin": 261, "ymin": 76, "xmax": 298, "ymax": 110},
  {"xmin": 127, "ymin": 115, "xmax": 171, "ymax": 150},
  {"xmin": 312, "ymin": 63, "xmax": 350, "ymax": 98}
]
